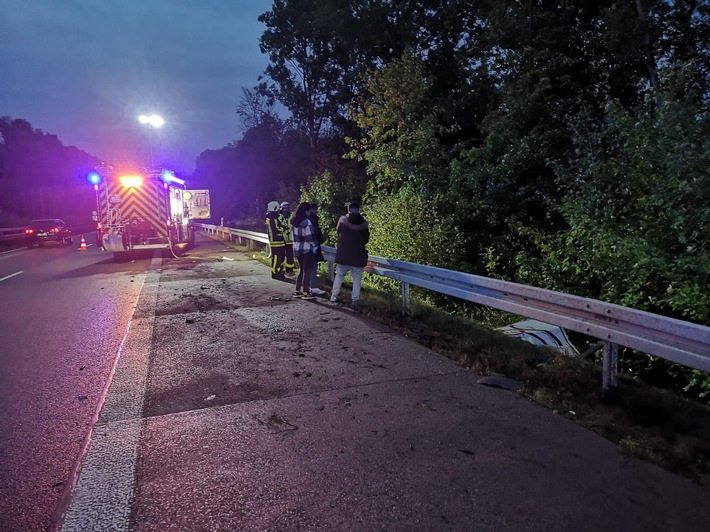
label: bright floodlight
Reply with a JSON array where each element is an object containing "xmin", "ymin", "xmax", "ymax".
[{"xmin": 138, "ymin": 114, "xmax": 164, "ymax": 128}]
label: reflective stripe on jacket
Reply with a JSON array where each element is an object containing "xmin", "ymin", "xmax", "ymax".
[
  {"xmin": 278, "ymin": 213, "xmax": 293, "ymax": 244},
  {"xmin": 266, "ymin": 212, "xmax": 286, "ymax": 246}
]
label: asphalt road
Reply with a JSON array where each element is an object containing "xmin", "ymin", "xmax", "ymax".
[
  {"xmin": 0, "ymin": 238, "xmax": 152, "ymax": 531},
  {"xmin": 57, "ymin": 234, "xmax": 710, "ymax": 531}
]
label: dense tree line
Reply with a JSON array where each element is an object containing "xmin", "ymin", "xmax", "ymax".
[
  {"xmin": 0, "ymin": 117, "xmax": 97, "ymax": 228},
  {"xmin": 190, "ymin": 0, "xmax": 709, "ymax": 398}
]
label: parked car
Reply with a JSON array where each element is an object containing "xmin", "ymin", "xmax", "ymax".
[{"xmin": 25, "ymin": 219, "xmax": 73, "ymax": 248}]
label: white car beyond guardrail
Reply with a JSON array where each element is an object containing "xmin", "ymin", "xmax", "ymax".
[{"xmin": 199, "ymin": 224, "xmax": 710, "ymax": 392}]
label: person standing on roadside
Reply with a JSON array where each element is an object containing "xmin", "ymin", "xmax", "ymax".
[
  {"xmin": 265, "ymin": 201, "xmax": 286, "ymax": 280},
  {"xmin": 279, "ymin": 202, "xmax": 295, "ymax": 274},
  {"xmin": 290, "ymin": 202, "xmax": 317, "ymax": 299},
  {"xmin": 330, "ymin": 202, "xmax": 369, "ymax": 311},
  {"xmin": 308, "ymin": 203, "xmax": 326, "ymax": 295}
]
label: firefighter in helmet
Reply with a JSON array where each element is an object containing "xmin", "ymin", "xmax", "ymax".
[
  {"xmin": 265, "ymin": 201, "xmax": 286, "ymax": 279},
  {"xmin": 279, "ymin": 201, "xmax": 295, "ymax": 274}
]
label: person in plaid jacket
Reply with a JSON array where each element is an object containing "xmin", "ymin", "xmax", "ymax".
[{"xmin": 290, "ymin": 202, "xmax": 318, "ymax": 298}]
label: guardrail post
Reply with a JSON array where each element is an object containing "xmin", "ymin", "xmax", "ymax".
[
  {"xmin": 327, "ymin": 261, "xmax": 334, "ymax": 281},
  {"xmin": 401, "ymin": 282, "xmax": 410, "ymax": 316},
  {"xmin": 602, "ymin": 341, "xmax": 619, "ymax": 393}
]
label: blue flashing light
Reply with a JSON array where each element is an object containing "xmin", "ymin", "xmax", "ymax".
[
  {"xmin": 87, "ymin": 172, "xmax": 102, "ymax": 185},
  {"xmin": 161, "ymin": 169, "xmax": 185, "ymax": 185}
]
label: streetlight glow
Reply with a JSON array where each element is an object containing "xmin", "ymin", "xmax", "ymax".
[
  {"xmin": 138, "ymin": 114, "xmax": 165, "ymax": 168},
  {"xmin": 138, "ymin": 114, "xmax": 164, "ymax": 128}
]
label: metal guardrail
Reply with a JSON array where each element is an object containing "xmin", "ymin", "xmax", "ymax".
[
  {"xmin": 200, "ymin": 224, "xmax": 710, "ymax": 390},
  {"xmin": 0, "ymin": 227, "xmax": 26, "ymax": 244}
]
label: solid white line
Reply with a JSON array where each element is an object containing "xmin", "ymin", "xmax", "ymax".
[{"xmin": 0, "ymin": 271, "xmax": 23, "ymax": 282}]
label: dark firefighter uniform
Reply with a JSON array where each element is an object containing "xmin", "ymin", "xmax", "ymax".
[
  {"xmin": 265, "ymin": 201, "xmax": 287, "ymax": 278},
  {"xmin": 279, "ymin": 201, "xmax": 295, "ymax": 273}
]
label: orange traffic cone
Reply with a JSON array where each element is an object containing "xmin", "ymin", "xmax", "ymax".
[{"xmin": 80, "ymin": 236, "xmax": 87, "ymax": 251}]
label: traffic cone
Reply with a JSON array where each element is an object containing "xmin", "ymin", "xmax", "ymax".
[{"xmin": 80, "ymin": 236, "xmax": 87, "ymax": 251}]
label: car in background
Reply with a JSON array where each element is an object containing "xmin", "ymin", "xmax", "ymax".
[{"xmin": 25, "ymin": 219, "xmax": 73, "ymax": 248}]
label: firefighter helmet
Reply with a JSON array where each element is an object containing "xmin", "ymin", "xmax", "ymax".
[{"xmin": 267, "ymin": 201, "xmax": 280, "ymax": 212}]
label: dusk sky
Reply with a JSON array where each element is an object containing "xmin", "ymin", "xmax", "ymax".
[{"xmin": 1, "ymin": 0, "xmax": 273, "ymax": 175}]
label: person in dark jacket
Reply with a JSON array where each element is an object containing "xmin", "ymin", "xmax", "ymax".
[
  {"xmin": 265, "ymin": 201, "xmax": 286, "ymax": 279},
  {"xmin": 290, "ymin": 202, "xmax": 317, "ymax": 299},
  {"xmin": 330, "ymin": 202, "xmax": 369, "ymax": 310}
]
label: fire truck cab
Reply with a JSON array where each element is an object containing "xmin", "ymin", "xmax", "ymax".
[{"xmin": 89, "ymin": 167, "xmax": 210, "ymax": 260}]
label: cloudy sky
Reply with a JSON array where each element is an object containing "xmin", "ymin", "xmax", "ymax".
[{"xmin": 1, "ymin": 0, "xmax": 273, "ymax": 174}]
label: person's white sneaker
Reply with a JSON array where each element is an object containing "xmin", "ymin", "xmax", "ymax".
[{"xmin": 310, "ymin": 288, "xmax": 326, "ymax": 295}]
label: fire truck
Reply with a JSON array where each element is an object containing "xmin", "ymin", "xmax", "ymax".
[{"xmin": 88, "ymin": 166, "xmax": 210, "ymax": 260}]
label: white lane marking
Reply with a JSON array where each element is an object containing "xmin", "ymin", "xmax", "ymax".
[{"xmin": 0, "ymin": 271, "xmax": 23, "ymax": 282}]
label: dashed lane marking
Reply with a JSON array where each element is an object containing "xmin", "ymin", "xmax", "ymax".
[{"xmin": 0, "ymin": 270, "xmax": 23, "ymax": 282}]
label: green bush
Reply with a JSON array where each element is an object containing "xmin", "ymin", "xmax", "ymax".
[{"xmin": 366, "ymin": 185, "xmax": 468, "ymax": 273}]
